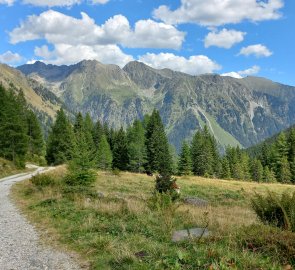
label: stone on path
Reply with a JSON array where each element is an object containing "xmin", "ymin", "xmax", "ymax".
[{"xmin": 172, "ymin": 228, "xmax": 210, "ymax": 242}]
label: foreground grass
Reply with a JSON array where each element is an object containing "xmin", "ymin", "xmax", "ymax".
[{"xmin": 12, "ymin": 168, "xmax": 295, "ymax": 269}]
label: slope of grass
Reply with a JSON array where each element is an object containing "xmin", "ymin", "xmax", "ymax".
[
  {"xmin": 0, "ymin": 158, "xmax": 30, "ymax": 179},
  {"xmin": 12, "ymin": 168, "xmax": 295, "ymax": 269}
]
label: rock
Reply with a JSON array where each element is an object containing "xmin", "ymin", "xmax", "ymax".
[
  {"xmin": 172, "ymin": 228, "xmax": 210, "ymax": 242},
  {"xmin": 183, "ymin": 197, "xmax": 208, "ymax": 207},
  {"xmin": 97, "ymin": 192, "xmax": 104, "ymax": 198}
]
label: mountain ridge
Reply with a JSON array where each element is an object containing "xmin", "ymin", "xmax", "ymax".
[{"xmin": 13, "ymin": 60, "xmax": 295, "ymax": 150}]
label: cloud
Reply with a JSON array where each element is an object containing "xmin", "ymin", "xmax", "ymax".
[
  {"xmin": 10, "ymin": 11, "xmax": 185, "ymax": 49},
  {"xmin": 239, "ymin": 44, "xmax": 273, "ymax": 57},
  {"xmin": 0, "ymin": 0, "xmax": 14, "ymax": 5},
  {"xmin": 204, "ymin": 29, "xmax": 246, "ymax": 49},
  {"xmin": 138, "ymin": 53, "xmax": 221, "ymax": 75},
  {"xmin": 17, "ymin": 0, "xmax": 109, "ymax": 7},
  {"xmin": 153, "ymin": 0, "xmax": 284, "ymax": 26},
  {"xmin": 221, "ymin": 65, "xmax": 260, "ymax": 78},
  {"xmin": 34, "ymin": 44, "xmax": 133, "ymax": 66},
  {"xmin": 0, "ymin": 51, "xmax": 22, "ymax": 64}
]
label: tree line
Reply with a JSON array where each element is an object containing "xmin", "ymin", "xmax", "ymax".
[{"xmin": 1, "ymin": 83, "xmax": 294, "ymax": 184}]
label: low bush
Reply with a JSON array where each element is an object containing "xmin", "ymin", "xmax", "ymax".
[
  {"xmin": 30, "ymin": 174, "xmax": 56, "ymax": 187},
  {"xmin": 236, "ymin": 224, "xmax": 295, "ymax": 266},
  {"xmin": 251, "ymin": 191, "xmax": 295, "ymax": 231},
  {"xmin": 155, "ymin": 174, "xmax": 180, "ymax": 201},
  {"xmin": 64, "ymin": 170, "xmax": 96, "ymax": 187}
]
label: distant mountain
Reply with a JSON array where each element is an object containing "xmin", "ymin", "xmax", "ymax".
[{"xmin": 16, "ymin": 60, "xmax": 295, "ymax": 150}]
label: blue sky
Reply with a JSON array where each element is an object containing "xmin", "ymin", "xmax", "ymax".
[{"xmin": 0, "ymin": 0, "xmax": 294, "ymax": 86}]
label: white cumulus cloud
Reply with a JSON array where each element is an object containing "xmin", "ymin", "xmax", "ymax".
[
  {"xmin": 221, "ymin": 65, "xmax": 260, "ymax": 78},
  {"xmin": 204, "ymin": 29, "xmax": 246, "ymax": 49},
  {"xmin": 153, "ymin": 0, "xmax": 284, "ymax": 26},
  {"xmin": 10, "ymin": 10, "xmax": 185, "ymax": 49},
  {"xmin": 0, "ymin": 51, "xmax": 22, "ymax": 64},
  {"xmin": 0, "ymin": 0, "xmax": 14, "ymax": 5},
  {"xmin": 239, "ymin": 44, "xmax": 273, "ymax": 57},
  {"xmin": 138, "ymin": 53, "xmax": 221, "ymax": 75}
]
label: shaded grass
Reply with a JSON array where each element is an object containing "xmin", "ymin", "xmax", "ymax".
[
  {"xmin": 0, "ymin": 158, "xmax": 31, "ymax": 179},
  {"xmin": 12, "ymin": 168, "xmax": 295, "ymax": 269}
]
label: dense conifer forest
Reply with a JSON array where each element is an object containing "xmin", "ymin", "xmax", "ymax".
[{"xmin": 1, "ymin": 83, "xmax": 295, "ymax": 184}]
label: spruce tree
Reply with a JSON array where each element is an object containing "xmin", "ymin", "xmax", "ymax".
[
  {"xmin": 288, "ymin": 128, "xmax": 295, "ymax": 162},
  {"xmin": 46, "ymin": 109, "xmax": 75, "ymax": 165},
  {"xmin": 263, "ymin": 165, "xmax": 277, "ymax": 183},
  {"xmin": 221, "ymin": 157, "xmax": 231, "ymax": 179},
  {"xmin": 112, "ymin": 127, "xmax": 129, "ymax": 170},
  {"xmin": 178, "ymin": 141, "xmax": 192, "ymax": 175},
  {"xmin": 96, "ymin": 134, "xmax": 113, "ymax": 170},
  {"xmin": 93, "ymin": 121, "xmax": 104, "ymax": 150},
  {"xmin": 127, "ymin": 120, "xmax": 147, "ymax": 172},
  {"xmin": 277, "ymin": 156, "xmax": 292, "ymax": 183},
  {"xmin": 251, "ymin": 159, "xmax": 264, "ymax": 182},
  {"xmin": 145, "ymin": 110, "xmax": 172, "ymax": 175},
  {"xmin": 27, "ymin": 110, "xmax": 44, "ymax": 158}
]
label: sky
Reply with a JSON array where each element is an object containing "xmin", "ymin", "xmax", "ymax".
[{"xmin": 0, "ymin": 0, "xmax": 294, "ymax": 86}]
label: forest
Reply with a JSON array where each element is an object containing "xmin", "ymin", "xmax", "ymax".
[{"xmin": 1, "ymin": 84, "xmax": 295, "ymax": 184}]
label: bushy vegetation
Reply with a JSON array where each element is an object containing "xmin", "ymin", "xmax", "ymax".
[
  {"xmin": 251, "ymin": 191, "xmax": 295, "ymax": 232},
  {"xmin": 30, "ymin": 173, "xmax": 56, "ymax": 187}
]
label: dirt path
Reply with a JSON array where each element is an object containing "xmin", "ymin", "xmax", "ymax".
[{"xmin": 0, "ymin": 167, "xmax": 81, "ymax": 270}]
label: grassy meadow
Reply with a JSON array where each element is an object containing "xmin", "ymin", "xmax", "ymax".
[{"xmin": 12, "ymin": 167, "xmax": 295, "ymax": 269}]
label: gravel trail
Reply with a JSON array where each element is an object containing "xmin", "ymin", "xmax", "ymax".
[{"xmin": 0, "ymin": 167, "xmax": 81, "ymax": 270}]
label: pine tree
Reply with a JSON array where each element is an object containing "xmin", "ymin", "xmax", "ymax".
[
  {"xmin": 112, "ymin": 127, "xmax": 129, "ymax": 170},
  {"xmin": 66, "ymin": 130, "xmax": 96, "ymax": 186},
  {"xmin": 0, "ymin": 88, "xmax": 28, "ymax": 167},
  {"xmin": 263, "ymin": 165, "xmax": 277, "ymax": 183},
  {"xmin": 277, "ymin": 156, "xmax": 292, "ymax": 183},
  {"xmin": 251, "ymin": 159, "xmax": 264, "ymax": 182},
  {"xmin": 74, "ymin": 112, "xmax": 84, "ymax": 134},
  {"xmin": 221, "ymin": 157, "xmax": 231, "ymax": 179},
  {"xmin": 127, "ymin": 120, "xmax": 147, "ymax": 172},
  {"xmin": 145, "ymin": 110, "xmax": 172, "ymax": 175},
  {"xmin": 96, "ymin": 134, "xmax": 113, "ymax": 170},
  {"xmin": 46, "ymin": 109, "xmax": 75, "ymax": 165},
  {"xmin": 27, "ymin": 110, "xmax": 44, "ymax": 158},
  {"xmin": 290, "ymin": 157, "xmax": 295, "ymax": 183},
  {"xmin": 178, "ymin": 141, "xmax": 192, "ymax": 175},
  {"xmin": 93, "ymin": 121, "xmax": 104, "ymax": 150},
  {"xmin": 288, "ymin": 128, "xmax": 295, "ymax": 162}
]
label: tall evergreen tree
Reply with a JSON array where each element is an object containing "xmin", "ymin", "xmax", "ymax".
[
  {"xmin": 46, "ymin": 109, "xmax": 75, "ymax": 165},
  {"xmin": 277, "ymin": 156, "xmax": 292, "ymax": 183},
  {"xmin": 178, "ymin": 141, "xmax": 192, "ymax": 175},
  {"xmin": 112, "ymin": 127, "xmax": 129, "ymax": 170},
  {"xmin": 96, "ymin": 134, "xmax": 113, "ymax": 170},
  {"xmin": 127, "ymin": 120, "xmax": 147, "ymax": 172},
  {"xmin": 93, "ymin": 121, "xmax": 104, "ymax": 150},
  {"xmin": 251, "ymin": 159, "xmax": 264, "ymax": 182},
  {"xmin": 27, "ymin": 110, "xmax": 44, "ymax": 158},
  {"xmin": 145, "ymin": 110, "xmax": 173, "ymax": 175},
  {"xmin": 221, "ymin": 157, "xmax": 231, "ymax": 179},
  {"xmin": 263, "ymin": 165, "xmax": 277, "ymax": 183}
]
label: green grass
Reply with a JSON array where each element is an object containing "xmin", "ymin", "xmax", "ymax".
[
  {"xmin": 12, "ymin": 167, "xmax": 295, "ymax": 269},
  {"xmin": 0, "ymin": 158, "xmax": 30, "ymax": 179}
]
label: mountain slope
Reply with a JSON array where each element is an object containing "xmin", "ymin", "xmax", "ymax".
[{"xmin": 17, "ymin": 60, "xmax": 295, "ymax": 150}]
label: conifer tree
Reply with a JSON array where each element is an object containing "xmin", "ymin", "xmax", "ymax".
[
  {"xmin": 221, "ymin": 157, "xmax": 231, "ymax": 179},
  {"xmin": 127, "ymin": 120, "xmax": 147, "ymax": 172},
  {"xmin": 288, "ymin": 128, "xmax": 295, "ymax": 161},
  {"xmin": 277, "ymin": 156, "xmax": 292, "ymax": 183},
  {"xmin": 290, "ymin": 157, "xmax": 295, "ymax": 183},
  {"xmin": 93, "ymin": 121, "xmax": 104, "ymax": 150},
  {"xmin": 27, "ymin": 110, "xmax": 44, "ymax": 158},
  {"xmin": 112, "ymin": 127, "xmax": 129, "ymax": 170},
  {"xmin": 74, "ymin": 112, "xmax": 84, "ymax": 134},
  {"xmin": 178, "ymin": 141, "xmax": 192, "ymax": 175},
  {"xmin": 145, "ymin": 110, "xmax": 172, "ymax": 175},
  {"xmin": 251, "ymin": 159, "xmax": 264, "ymax": 182},
  {"xmin": 46, "ymin": 109, "xmax": 75, "ymax": 165},
  {"xmin": 263, "ymin": 165, "xmax": 277, "ymax": 183},
  {"xmin": 96, "ymin": 134, "xmax": 113, "ymax": 170}
]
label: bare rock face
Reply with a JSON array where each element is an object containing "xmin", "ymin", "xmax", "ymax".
[{"xmin": 16, "ymin": 60, "xmax": 295, "ymax": 151}]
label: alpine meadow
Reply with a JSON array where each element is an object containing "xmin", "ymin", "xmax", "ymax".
[{"xmin": 1, "ymin": 0, "xmax": 295, "ymax": 269}]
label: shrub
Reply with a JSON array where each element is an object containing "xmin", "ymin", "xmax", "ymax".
[
  {"xmin": 251, "ymin": 191, "xmax": 295, "ymax": 232},
  {"xmin": 30, "ymin": 174, "xmax": 56, "ymax": 187},
  {"xmin": 64, "ymin": 170, "xmax": 96, "ymax": 187},
  {"xmin": 236, "ymin": 224, "xmax": 295, "ymax": 266},
  {"xmin": 155, "ymin": 174, "xmax": 180, "ymax": 201}
]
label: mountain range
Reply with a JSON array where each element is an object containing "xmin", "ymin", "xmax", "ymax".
[{"xmin": 1, "ymin": 60, "xmax": 294, "ymax": 151}]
